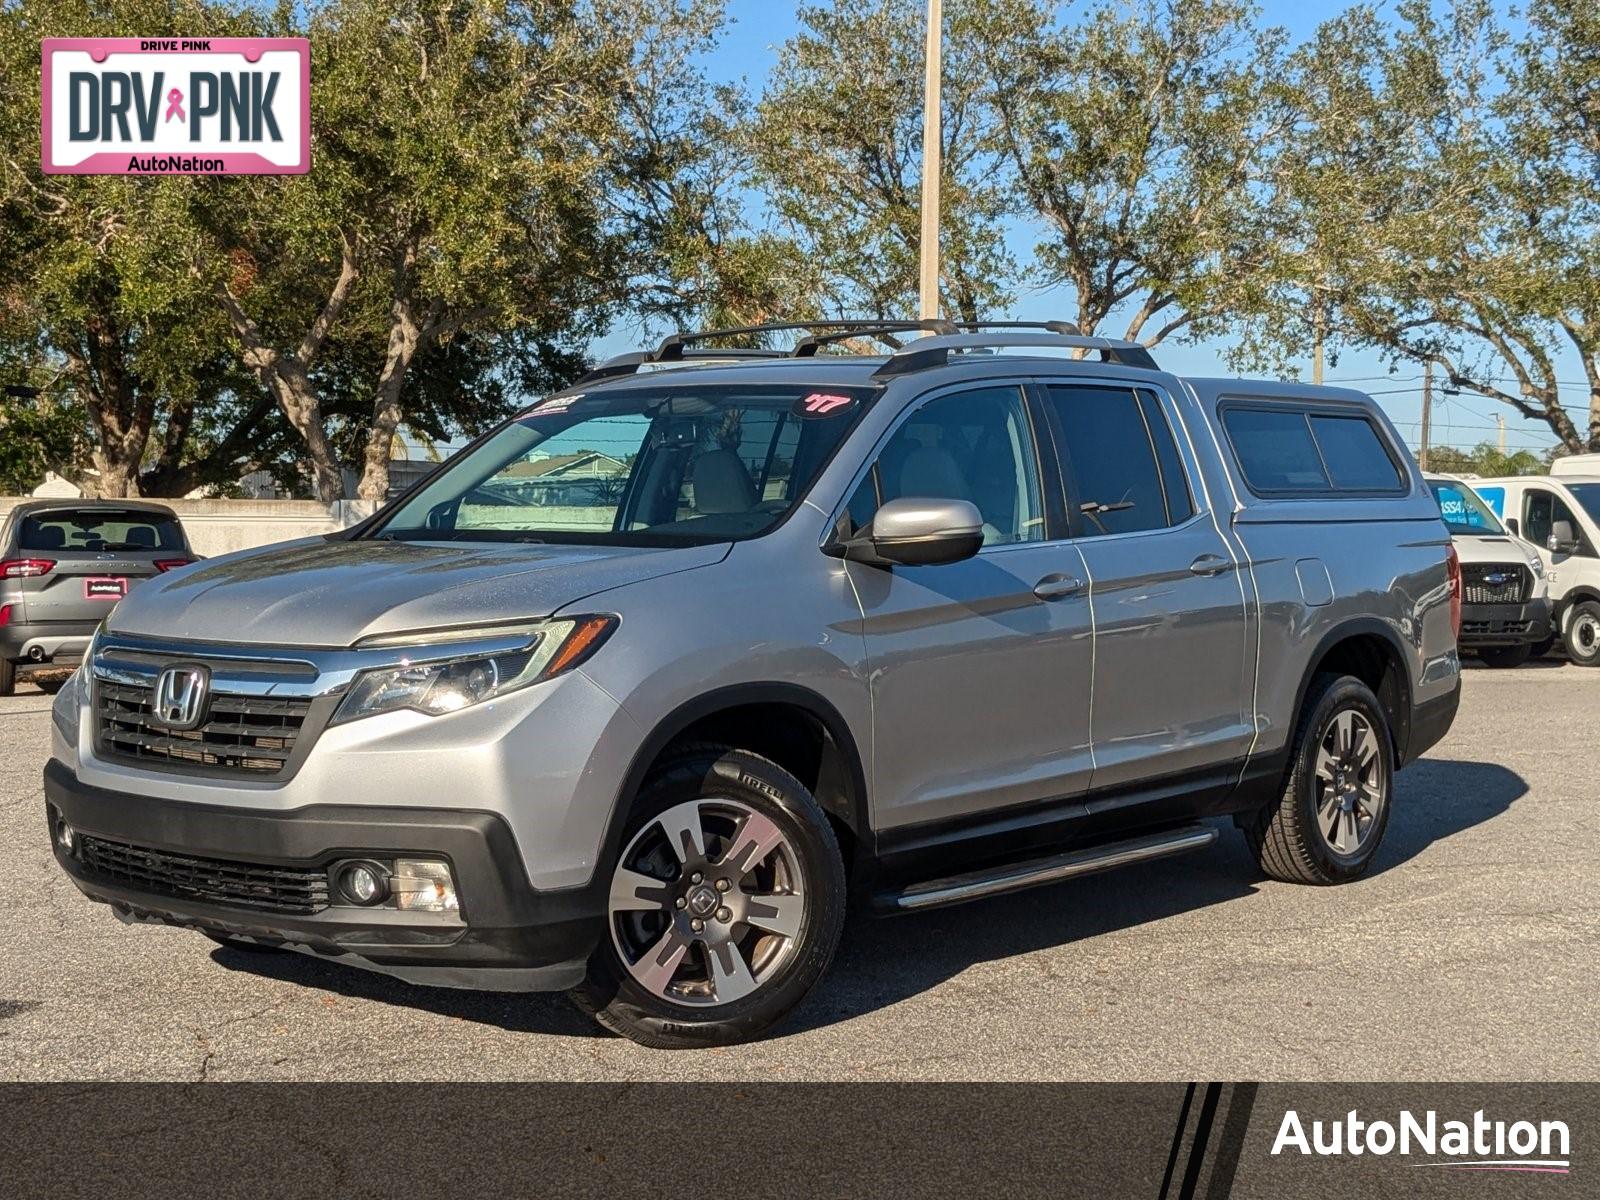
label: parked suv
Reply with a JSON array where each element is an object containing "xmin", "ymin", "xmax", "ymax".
[
  {"xmin": 1, "ymin": 500, "xmax": 196, "ymax": 695},
  {"xmin": 1424, "ymin": 474, "xmax": 1551, "ymax": 667},
  {"xmin": 44, "ymin": 322, "xmax": 1461, "ymax": 1047},
  {"xmin": 1469, "ymin": 474, "xmax": 1600, "ymax": 667}
]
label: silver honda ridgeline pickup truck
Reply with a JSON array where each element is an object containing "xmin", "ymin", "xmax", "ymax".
[{"xmin": 46, "ymin": 322, "xmax": 1462, "ymax": 1047}]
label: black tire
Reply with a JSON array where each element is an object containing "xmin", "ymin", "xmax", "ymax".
[
  {"xmin": 1476, "ymin": 643, "xmax": 1533, "ymax": 669},
  {"xmin": 1245, "ymin": 674, "xmax": 1394, "ymax": 885},
  {"xmin": 203, "ymin": 932, "xmax": 288, "ymax": 954},
  {"xmin": 35, "ymin": 674, "xmax": 68, "ymax": 694},
  {"xmin": 570, "ymin": 744, "xmax": 846, "ymax": 1049},
  {"xmin": 1563, "ymin": 600, "xmax": 1600, "ymax": 668},
  {"xmin": 0, "ymin": 658, "xmax": 15, "ymax": 697}
]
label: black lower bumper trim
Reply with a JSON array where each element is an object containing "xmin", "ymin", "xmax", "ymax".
[
  {"xmin": 44, "ymin": 758, "xmax": 603, "ymax": 991},
  {"xmin": 1459, "ymin": 598, "xmax": 1552, "ymax": 647},
  {"xmin": 1406, "ymin": 680, "xmax": 1461, "ymax": 765}
]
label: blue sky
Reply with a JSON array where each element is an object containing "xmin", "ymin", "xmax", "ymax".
[{"xmin": 592, "ymin": 0, "xmax": 1572, "ymax": 459}]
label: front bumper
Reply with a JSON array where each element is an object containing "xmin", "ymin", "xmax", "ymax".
[
  {"xmin": 1459, "ymin": 597, "xmax": 1553, "ymax": 648},
  {"xmin": 44, "ymin": 758, "xmax": 604, "ymax": 992}
]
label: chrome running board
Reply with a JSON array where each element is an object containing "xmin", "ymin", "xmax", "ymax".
[{"xmin": 880, "ymin": 824, "xmax": 1219, "ymax": 913}]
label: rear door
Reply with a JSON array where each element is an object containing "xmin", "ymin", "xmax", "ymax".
[
  {"xmin": 11, "ymin": 508, "xmax": 191, "ymax": 626},
  {"xmin": 1037, "ymin": 381, "xmax": 1252, "ymax": 807}
]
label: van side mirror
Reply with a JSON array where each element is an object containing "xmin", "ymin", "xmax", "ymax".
[
  {"xmin": 831, "ymin": 498, "xmax": 984, "ymax": 567},
  {"xmin": 1548, "ymin": 519, "xmax": 1580, "ymax": 555}
]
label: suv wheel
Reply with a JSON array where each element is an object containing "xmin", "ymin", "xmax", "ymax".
[
  {"xmin": 1564, "ymin": 600, "xmax": 1600, "ymax": 667},
  {"xmin": 1246, "ymin": 674, "xmax": 1394, "ymax": 885},
  {"xmin": 571, "ymin": 744, "xmax": 846, "ymax": 1048},
  {"xmin": 1477, "ymin": 644, "xmax": 1532, "ymax": 669}
]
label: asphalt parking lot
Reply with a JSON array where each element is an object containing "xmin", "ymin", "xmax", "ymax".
[{"xmin": 2, "ymin": 661, "xmax": 1595, "ymax": 1082}]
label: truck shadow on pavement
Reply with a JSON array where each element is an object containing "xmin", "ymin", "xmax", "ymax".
[{"xmin": 208, "ymin": 757, "xmax": 1525, "ymax": 1042}]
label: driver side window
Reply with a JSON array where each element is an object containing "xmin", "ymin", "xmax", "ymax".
[
  {"xmin": 845, "ymin": 387, "xmax": 1045, "ymax": 546},
  {"xmin": 1522, "ymin": 489, "xmax": 1578, "ymax": 550}
]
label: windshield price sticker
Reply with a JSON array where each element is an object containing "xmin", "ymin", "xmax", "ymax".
[{"xmin": 41, "ymin": 38, "xmax": 310, "ymax": 175}]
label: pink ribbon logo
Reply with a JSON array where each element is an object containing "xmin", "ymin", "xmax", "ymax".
[{"xmin": 164, "ymin": 88, "xmax": 185, "ymax": 123}]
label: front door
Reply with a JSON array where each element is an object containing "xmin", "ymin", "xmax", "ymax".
[
  {"xmin": 843, "ymin": 383, "xmax": 1095, "ymax": 833},
  {"xmin": 1038, "ymin": 382, "xmax": 1252, "ymax": 805}
]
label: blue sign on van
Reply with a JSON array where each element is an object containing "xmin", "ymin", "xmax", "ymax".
[{"xmin": 1475, "ymin": 486, "xmax": 1506, "ymax": 518}]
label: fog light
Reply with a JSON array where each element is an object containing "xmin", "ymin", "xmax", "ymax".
[
  {"xmin": 392, "ymin": 858, "xmax": 458, "ymax": 912},
  {"xmin": 335, "ymin": 860, "xmax": 390, "ymax": 906},
  {"xmin": 55, "ymin": 818, "xmax": 76, "ymax": 854}
]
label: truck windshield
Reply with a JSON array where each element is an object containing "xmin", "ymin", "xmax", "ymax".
[
  {"xmin": 1566, "ymin": 483, "xmax": 1600, "ymax": 528},
  {"xmin": 1429, "ymin": 480, "xmax": 1505, "ymax": 536},
  {"xmin": 369, "ymin": 382, "xmax": 877, "ymax": 546}
]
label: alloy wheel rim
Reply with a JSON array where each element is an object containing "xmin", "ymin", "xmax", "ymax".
[
  {"xmin": 608, "ymin": 798, "xmax": 806, "ymax": 1007},
  {"xmin": 1312, "ymin": 709, "xmax": 1386, "ymax": 858}
]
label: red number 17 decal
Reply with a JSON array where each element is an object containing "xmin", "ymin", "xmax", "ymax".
[{"xmin": 800, "ymin": 392, "xmax": 853, "ymax": 415}]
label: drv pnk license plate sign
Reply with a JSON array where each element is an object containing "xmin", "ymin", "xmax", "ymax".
[{"xmin": 41, "ymin": 38, "xmax": 309, "ymax": 175}]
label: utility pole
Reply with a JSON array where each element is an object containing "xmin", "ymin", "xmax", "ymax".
[
  {"xmin": 1497, "ymin": 412, "xmax": 1506, "ymax": 456},
  {"xmin": 918, "ymin": 0, "xmax": 942, "ymax": 321},
  {"xmin": 1419, "ymin": 360, "xmax": 1432, "ymax": 471},
  {"xmin": 1311, "ymin": 294, "xmax": 1325, "ymax": 385}
]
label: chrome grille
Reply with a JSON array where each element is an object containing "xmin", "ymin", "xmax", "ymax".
[
  {"xmin": 78, "ymin": 834, "xmax": 330, "ymax": 913},
  {"xmin": 95, "ymin": 680, "xmax": 312, "ymax": 776},
  {"xmin": 1461, "ymin": 562, "xmax": 1531, "ymax": 606}
]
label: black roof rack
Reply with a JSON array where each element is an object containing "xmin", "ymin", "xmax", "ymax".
[
  {"xmin": 872, "ymin": 331, "xmax": 1158, "ymax": 378},
  {"xmin": 573, "ymin": 318, "xmax": 1128, "ymax": 385}
]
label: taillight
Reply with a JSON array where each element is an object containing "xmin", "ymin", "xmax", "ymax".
[
  {"xmin": 0, "ymin": 558, "xmax": 54, "ymax": 578},
  {"xmin": 153, "ymin": 558, "xmax": 195, "ymax": 572},
  {"xmin": 1445, "ymin": 544, "xmax": 1462, "ymax": 640}
]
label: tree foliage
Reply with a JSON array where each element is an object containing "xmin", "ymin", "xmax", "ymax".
[
  {"xmin": 5, "ymin": 0, "xmax": 1600, "ymax": 493},
  {"xmin": 753, "ymin": 0, "xmax": 1015, "ymax": 321}
]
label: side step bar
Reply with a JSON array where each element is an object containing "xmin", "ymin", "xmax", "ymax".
[{"xmin": 876, "ymin": 824, "xmax": 1219, "ymax": 914}]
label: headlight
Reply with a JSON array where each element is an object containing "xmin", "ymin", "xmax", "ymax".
[
  {"xmin": 1527, "ymin": 555, "xmax": 1545, "ymax": 577},
  {"xmin": 332, "ymin": 615, "xmax": 616, "ymax": 725}
]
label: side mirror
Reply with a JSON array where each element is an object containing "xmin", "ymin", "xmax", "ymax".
[
  {"xmin": 1548, "ymin": 519, "xmax": 1580, "ymax": 554},
  {"xmin": 836, "ymin": 497, "xmax": 984, "ymax": 567}
]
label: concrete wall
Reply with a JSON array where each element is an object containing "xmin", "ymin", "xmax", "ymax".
[{"xmin": 0, "ymin": 497, "xmax": 380, "ymax": 558}]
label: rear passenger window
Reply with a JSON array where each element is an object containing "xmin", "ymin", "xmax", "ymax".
[
  {"xmin": 1222, "ymin": 409, "xmax": 1328, "ymax": 492},
  {"xmin": 1223, "ymin": 407, "xmax": 1402, "ymax": 495},
  {"xmin": 1047, "ymin": 385, "xmax": 1191, "ymax": 535},
  {"xmin": 1309, "ymin": 415, "xmax": 1403, "ymax": 490}
]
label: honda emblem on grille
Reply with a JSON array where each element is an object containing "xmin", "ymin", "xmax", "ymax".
[{"xmin": 152, "ymin": 665, "xmax": 210, "ymax": 731}]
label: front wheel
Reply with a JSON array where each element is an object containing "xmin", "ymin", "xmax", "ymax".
[
  {"xmin": 1564, "ymin": 600, "xmax": 1600, "ymax": 667},
  {"xmin": 571, "ymin": 745, "xmax": 846, "ymax": 1049},
  {"xmin": 1245, "ymin": 674, "xmax": 1394, "ymax": 885},
  {"xmin": 1476, "ymin": 643, "xmax": 1532, "ymax": 669}
]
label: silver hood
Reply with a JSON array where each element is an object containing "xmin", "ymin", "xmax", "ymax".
[{"xmin": 106, "ymin": 537, "xmax": 728, "ymax": 647}]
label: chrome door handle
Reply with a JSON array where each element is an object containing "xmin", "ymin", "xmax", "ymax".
[
  {"xmin": 1033, "ymin": 573, "xmax": 1084, "ymax": 600},
  {"xmin": 1188, "ymin": 554, "xmax": 1230, "ymax": 577}
]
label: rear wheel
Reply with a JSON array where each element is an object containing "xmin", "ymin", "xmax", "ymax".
[
  {"xmin": 1477, "ymin": 644, "xmax": 1532, "ymax": 669},
  {"xmin": 1564, "ymin": 600, "xmax": 1600, "ymax": 668},
  {"xmin": 1245, "ymin": 674, "xmax": 1394, "ymax": 885},
  {"xmin": 571, "ymin": 745, "xmax": 846, "ymax": 1049},
  {"xmin": 0, "ymin": 658, "xmax": 15, "ymax": 697}
]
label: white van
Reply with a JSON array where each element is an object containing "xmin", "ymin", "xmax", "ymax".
[
  {"xmin": 1424, "ymin": 475, "xmax": 1553, "ymax": 667},
  {"xmin": 1469, "ymin": 474, "xmax": 1600, "ymax": 667}
]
